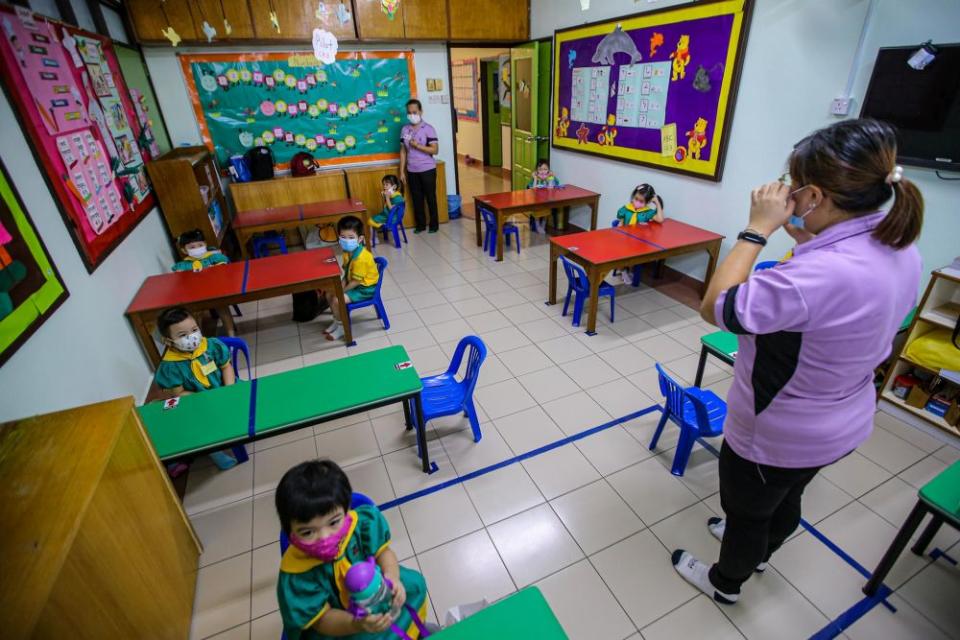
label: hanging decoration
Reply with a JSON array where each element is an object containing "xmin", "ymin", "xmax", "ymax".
[
  {"xmin": 266, "ymin": 0, "xmax": 281, "ymax": 33},
  {"xmin": 381, "ymin": 0, "xmax": 400, "ymax": 20},
  {"xmin": 158, "ymin": 0, "xmax": 181, "ymax": 46},
  {"xmin": 336, "ymin": 2, "xmax": 352, "ymax": 26},
  {"xmin": 312, "ymin": 28, "xmax": 338, "ymax": 65},
  {"xmin": 218, "ymin": 0, "xmax": 233, "ymax": 35},
  {"xmin": 316, "ymin": 1, "xmax": 330, "ymax": 23}
]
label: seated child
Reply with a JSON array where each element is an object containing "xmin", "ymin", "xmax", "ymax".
[
  {"xmin": 322, "ymin": 216, "xmax": 379, "ymax": 341},
  {"xmin": 616, "ymin": 184, "xmax": 664, "ymax": 226},
  {"xmin": 154, "ymin": 306, "xmax": 239, "ymax": 471},
  {"xmin": 171, "ymin": 229, "xmax": 229, "ymax": 272},
  {"xmin": 276, "ymin": 459, "xmax": 430, "ymax": 640},
  {"xmin": 371, "ymin": 174, "xmax": 404, "ymax": 229},
  {"xmin": 526, "ymin": 159, "xmax": 560, "ymax": 189}
]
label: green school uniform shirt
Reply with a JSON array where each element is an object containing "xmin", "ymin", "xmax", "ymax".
[
  {"xmin": 154, "ymin": 337, "xmax": 230, "ymax": 392},
  {"xmin": 526, "ymin": 173, "xmax": 560, "ymax": 189},
  {"xmin": 616, "ymin": 203, "xmax": 657, "ymax": 225},
  {"xmin": 277, "ymin": 505, "xmax": 429, "ymax": 640},
  {"xmin": 373, "ymin": 193, "xmax": 404, "ymax": 225},
  {"xmin": 171, "ymin": 250, "xmax": 230, "ymax": 272}
]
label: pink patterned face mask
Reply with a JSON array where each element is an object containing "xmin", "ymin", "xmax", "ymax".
[{"xmin": 290, "ymin": 513, "xmax": 353, "ymax": 561}]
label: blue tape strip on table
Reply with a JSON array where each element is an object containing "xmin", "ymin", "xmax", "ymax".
[
  {"xmin": 611, "ymin": 226, "xmax": 667, "ymax": 250},
  {"xmin": 247, "ymin": 378, "xmax": 258, "ymax": 437}
]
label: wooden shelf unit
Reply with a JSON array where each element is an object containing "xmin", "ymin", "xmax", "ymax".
[
  {"xmin": 879, "ymin": 269, "xmax": 960, "ymax": 444},
  {"xmin": 147, "ymin": 145, "xmax": 230, "ymax": 249}
]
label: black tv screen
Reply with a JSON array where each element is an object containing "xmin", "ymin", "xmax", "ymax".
[{"xmin": 860, "ymin": 43, "xmax": 960, "ymax": 171}]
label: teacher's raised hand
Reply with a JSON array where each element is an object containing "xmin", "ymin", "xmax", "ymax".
[{"xmin": 748, "ymin": 181, "xmax": 795, "ymax": 237}]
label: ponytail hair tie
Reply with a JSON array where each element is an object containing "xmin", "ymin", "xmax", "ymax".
[{"xmin": 885, "ymin": 165, "xmax": 903, "ymax": 185}]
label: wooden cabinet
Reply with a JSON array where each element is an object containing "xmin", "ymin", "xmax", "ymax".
[
  {"xmin": 229, "ymin": 169, "xmax": 348, "ymax": 211},
  {"xmin": 448, "ymin": 0, "xmax": 529, "ymax": 41},
  {"xmin": 189, "ymin": 0, "xmax": 256, "ymax": 40},
  {"xmin": 402, "ymin": 0, "xmax": 449, "ymax": 39},
  {"xmin": 249, "ymin": 0, "xmax": 357, "ymax": 41},
  {"xmin": 345, "ymin": 160, "xmax": 448, "ymax": 229},
  {"xmin": 355, "ymin": 0, "xmax": 406, "ymax": 40},
  {"xmin": 147, "ymin": 146, "xmax": 229, "ymax": 249},
  {"xmin": 0, "ymin": 398, "xmax": 201, "ymax": 639},
  {"xmin": 127, "ymin": 0, "xmax": 198, "ymax": 43}
]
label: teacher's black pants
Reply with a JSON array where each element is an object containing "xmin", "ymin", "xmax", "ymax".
[
  {"xmin": 407, "ymin": 168, "xmax": 439, "ymax": 232},
  {"xmin": 708, "ymin": 441, "xmax": 827, "ymax": 594}
]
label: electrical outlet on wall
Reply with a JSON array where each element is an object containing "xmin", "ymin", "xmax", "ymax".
[{"xmin": 830, "ymin": 97, "xmax": 852, "ymax": 116}]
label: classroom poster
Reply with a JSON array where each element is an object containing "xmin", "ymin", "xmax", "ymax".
[
  {"xmin": 552, "ymin": 0, "xmax": 754, "ymax": 181},
  {"xmin": 0, "ymin": 5, "xmax": 155, "ymax": 272},
  {"xmin": 0, "ymin": 159, "xmax": 68, "ymax": 368},
  {"xmin": 181, "ymin": 51, "xmax": 416, "ymax": 171}
]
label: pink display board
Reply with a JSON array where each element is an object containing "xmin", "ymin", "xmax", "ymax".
[{"xmin": 0, "ymin": 5, "xmax": 157, "ymax": 272}]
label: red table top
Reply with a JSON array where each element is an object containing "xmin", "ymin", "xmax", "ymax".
[
  {"xmin": 475, "ymin": 185, "xmax": 599, "ymax": 211},
  {"xmin": 616, "ymin": 219, "xmax": 724, "ymax": 249},
  {"xmin": 127, "ymin": 248, "xmax": 340, "ymax": 314},
  {"xmin": 244, "ymin": 247, "xmax": 340, "ymax": 293},
  {"xmin": 301, "ymin": 198, "xmax": 366, "ymax": 220},
  {"xmin": 233, "ymin": 205, "xmax": 302, "ymax": 229},
  {"xmin": 552, "ymin": 228, "xmax": 659, "ymax": 265}
]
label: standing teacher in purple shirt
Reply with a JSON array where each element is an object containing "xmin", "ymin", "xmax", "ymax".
[
  {"xmin": 671, "ymin": 119, "xmax": 923, "ymax": 605},
  {"xmin": 399, "ymin": 98, "xmax": 440, "ymax": 233}
]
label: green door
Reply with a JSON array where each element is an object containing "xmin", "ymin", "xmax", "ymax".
[
  {"xmin": 483, "ymin": 60, "xmax": 502, "ymax": 167},
  {"xmin": 511, "ymin": 43, "xmax": 539, "ymax": 189}
]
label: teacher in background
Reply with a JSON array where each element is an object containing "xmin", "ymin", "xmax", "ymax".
[
  {"xmin": 672, "ymin": 119, "xmax": 922, "ymax": 605},
  {"xmin": 399, "ymin": 98, "xmax": 440, "ymax": 234}
]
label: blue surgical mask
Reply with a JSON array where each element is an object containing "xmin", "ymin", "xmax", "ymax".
[
  {"xmin": 339, "ymin": 237, "xmax": 360, "ymax": 252},
  {"xmin": 789, "ymin": 203, "xmax": 816, "ymax": 229}
]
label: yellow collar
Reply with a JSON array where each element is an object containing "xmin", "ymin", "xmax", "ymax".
[{"xmin": 161, "ymin": 338, "xmax": 213, "ymax": 387}]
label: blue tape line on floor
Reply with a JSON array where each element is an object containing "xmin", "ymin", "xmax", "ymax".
[
  {"xmin": 241, "ymin": 259, "xmax": 251, "ymax": 294},
  {"xmin": 378, "ymin": 404, "xmax": 662, "ymax": 512},
  {"xmin": 247, "ymin": 378, "xmax": 258, "ymax": 438},
  {"xmin": 809, "ymin": 585, "xmax": 893, "ymax": 640}
]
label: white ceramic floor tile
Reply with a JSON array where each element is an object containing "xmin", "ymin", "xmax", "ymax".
[
  {"xmin": 465, "ymin": 309, "xmax": 513, "ymax": 333},
  {"xmin": 518, "ymin": 317, "xmax": 570, "ymax": 342},
  {"xmin": 382, "ymin": 441, "xmax": 457, "ymax": 496},
  {"xmin": 501, "ymin": 302, "xmax": 548, "ymax": 325},
  {"xmin": 897, "ymin": 557, "xmax": 960, "ymax": 639},
  {"xmin": 427, "ymin": 317, "xmax": 474, "ymax": 344},
  {"xmin": 608, "ymin": 457, "xmax": 700, "ymax": 526},
  {"xmin": 598, "ymin": 343, "xmax": 655, "ymax": 377},
  {"xmin": 400, "ymin": 484, "xmax": 483, "ymax": 553},
  {"xmin": 648, "ymin": 502, "xmax": 722, "ymax": 568},
  {"xmin": 654, "ymin": 446, "xmax": 720, "ymax": 498},
  {"xmin": 873, "ymin": 411, "xmax": 944, "ymax": 454},
  {"xmin": 796, "ymin": 473, "xmax": 854, "ymax": 525},
  {"xmin": 206, "ymin": 623, "xmax": 249, "ymax": 640},
  {"xmin": 639, "ymin": 594, "xmax": 744, "ymax": 640},
  {"xmin": 719, "ymin": 565, "xmax": 828, "ymax": 640},
  {"xmin": 550, "ymin": 480, "xmax": 644, "ymax": 555},
  {"xmin": 191, "ymin": 499, "xmax": 254, "ymax": 567},
  {"xmin": 371, "ymin": 411, "xmax": 421, "ymax": 455},
  {"xmin": 497, "ymin": 344, "xmax": 555, "ymax": 376},
  {"xmin": 184, "ymin": 460, "xmax": 255, "ymax": 516},
  {"xmin": 250, "ymin": 542, "xmax": 280, "ymax": 619},
  {"xmin": 634, "ymin": 334, "xmax": 693, "ymax": 363},
  {"xmin": 610, "ymin": 315, "xmax": 661, "ymax": 342},
  {"xmin": 898, "ymin": 454, "xmax": 951, "ymax": 490},
  {"xmin": 637, "ymin": 307, "xmax": 693, "ymax": 333},
  {"xmin": 441, "ymin": 425, "xmax": 514, "ymax": 476},
  {"xmin": 522, "ymin": 443, "xmax": 603, "ymax": 500},
  {"xmin": 252, "ymin": 437, "xmax": 320, "ymax": 496},
  {"xmin": 343, "ymin": 457, "xmax": 396, "ymax": 505},
  {"xmin": 252, "ymin": 490, "xmax": 278, "ymax": 549},
  {"xmin": 845, "ymin": 593, "xmax": 953, "ymax": 640},
  {"xmin": 388, "ymin": 326, "xmax": 438, "ymax": 351},
  {"xmin": 535, "ymin": 560, "xmax": 635, "ymax": 640},
  {"xmin": 576, "ymin": 425, "xmax": 655, "ymax": 475},
  {"xmin": 478, "ymin": 326, "xmax": 531, "ymax": 353},
  {"xmin": 464, "ymin": 464, "xmax": 545, "ymax": 525},
  {"xmin": 664, "ymin": 353, "xmax": 729, "ymax": 387},
  {"xmin": 562, "ymin": 354, "xmax": 623, "ymax": 390},
  {"xmin": 417, "ymin": 302, "xmax": 462, "ymax": 324},
  {"xmin": 314, "ymin": 421, "xmax": 381, "ymax": 467},
  {"xmin": 494, "ymin": 406, "xmax": 565, "ymax": 454},
  {"xmin": 517, "ymin": 367, "xmax": 581, "ymax": 404},
  {"xmin": 820, "ymin": 451, "xmax": 892, "ymax": 498},
  {"xmin": 587, "ymin": 379, "xmax": 657, "ymax": 422},
  {"xmin": 189, "ymin": 553, "xmax": 252, "ymax": 640},
  {"xmin": 475, "ymin": 380, "xmax": 538, "ymax": 420},
  {"xmin": 537, "ymin": 334, "xmax": 594, "ymax": 364},
  {"xmin": 541, "ymin": 391, "xmax": 613, "ymax": 436},
  {"xmin": 590, "ymin": 529, "xmax": 696, "ymax": 629},
  {"xmin": 382, "ymin": 506, "xmax": 415, "ymax": 561},
  {"xmin": 407, "ymin": 345, "xmax": 451, "ymax": 375},
  {"xmin": 856, "ymin": 425, "xmax": 928, "ymax": 474},
  {"xmin": 250, "ymin": 611, "xmax": 282, "ymax": 640},
  {"xmin": 488, "ymin": 504, "xmax": 585, "ymax": 587}
]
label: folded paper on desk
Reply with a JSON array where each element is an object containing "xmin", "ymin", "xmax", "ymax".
[{"xmin": 444, "ymin": 599, "xmax": 489, "ymax": 627}]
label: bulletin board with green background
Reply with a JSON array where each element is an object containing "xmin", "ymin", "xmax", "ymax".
[{"xmin": 181, "ymin": 51, "xmax": 415, "ymax": 172}]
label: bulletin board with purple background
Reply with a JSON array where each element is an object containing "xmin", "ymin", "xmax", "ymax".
[{"xmin": 552, "ymin": 0, "xmax": 753, "ymax": 181}]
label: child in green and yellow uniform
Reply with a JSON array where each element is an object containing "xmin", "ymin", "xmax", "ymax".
[
  {"xmin": 370, "ymin": 175, "xmax": 404, "ymax": 229},
  {"xmin": 616, "ymin": 183, "xmax": 664, "ymax": 226},
  {"xmin": 171, "ymin": 228, "xmax": 230, "ymax": 272},
  {"xmin": 154, "ymin": 306, "xmax": 239, "ymax": 471},
  {"xmin": 276, "ymin": 460, "xmax": 430, "ymax": 640},
  {"xmin": 322, "ymin": 216, "xmax": 379, "ymax": 341},
  {"xmin": 526, "ymin": 159, "xmax": 561, "ymax": 231}
]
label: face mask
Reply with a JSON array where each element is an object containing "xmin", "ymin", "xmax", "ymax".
[
  {"xmin": 186, "ymin": 246, "xmax": 208, "ymax": 259},
  {"xmin": 537, "ymin": 170, "xmax": 548, "ymax": 178},
  {"xmin": 407, "ymin": 113, "xmax": 421, "ymax": 125},
  {"xmin": 384, "ymin": 186, "xmax": 394, "ymax": 195},
  {"xmin": 174, "ymin": 330, "xmax": 202, "ymax": 352},
  {"xmin": 632, "ymin": 199, "xmax": 646, "ymax": 210},
  {"xmin": 339, "ymin": 237, "xmax": 360, "ymax": 253},
  {"xmin": 788, "ymin": 186, "xmax": 815, "ymax": 229},
  {"xmin": 290, "ymin": 513, "xmax": 353, "ymax": 561}
]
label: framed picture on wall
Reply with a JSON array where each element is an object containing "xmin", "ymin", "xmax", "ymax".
[
  {"xmin": 0, "ymin": 159, "xmax": 69, "ymax": 368},
  {"xmin": 551, "ymin": 0, "xmax": 754, "ymax": 181},
  {"xmin": 453, "ymin": 59, "xmax": 479, "ymax": 121}
]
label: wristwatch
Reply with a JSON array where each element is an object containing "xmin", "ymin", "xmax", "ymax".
[{"xmin": 737, "ymin": 229, "xmax": 767, "ymax": 246}]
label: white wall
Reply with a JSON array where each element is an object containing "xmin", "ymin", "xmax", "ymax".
[
  {"xmin": 142, "ymin": 43, "xmax": 459, "ymax": 195},
  {"xmin": 532, "ymin": 0, "xmax": 960, "ymax": 288},
  {"xmin": 450, "ymin": 47, "xmax": 509, "ymax": 162}
]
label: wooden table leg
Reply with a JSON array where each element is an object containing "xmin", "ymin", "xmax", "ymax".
[
  {"xmin": 585, "ymin": 265, "xmax": 602, "ymax": 335},
  {"xmin": 474, "ymin": 199, "xmax": 483, "ymax": 247},
  {"xmin": 332, "ymin": 279, "xmax": 353, "ymax": 345},
  {"xmin": 495, "ymin": 211, "xmax": 505, "ymax": 261},
  {"xmin": 131, "ymin": 312, "xmax": 162, "ymax": 369},
  {"xmin": 548, "ymin": 243, "xmax": 559, "ymax": 305},
  {"xmin": 703, "ymin": 240, "xmax": 721, "ymax": 296},
  {"xmin": 562, "ymin": 206, "xmax": 571, "ymax": 231},
  {"xmin": 590, "ymin": 197, "xmax": 599, "ymax": 230},
  {"xmin": 362, "ymin": 212, "xmax": 373, "ymax": 249},
  {"xmin": 237, "ymin": 230, "xmax": 250, "ymax": 259},
  {"xmin": 219, "ymin": 308, "xmax": 237, "ymax": 336}
]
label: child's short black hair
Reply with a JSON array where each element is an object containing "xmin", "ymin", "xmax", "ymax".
[
  {"xmin": 382, "ymin": 174, "xmax": 402, "ymax": 193},
  {"xmin": 406, "ymin": 98, "xmax": 422, "ymax": 111},
  {"xmin": 177, "ymin": 228, "xmax": 205, "ymax": 247},
  {"xmin": 337, "ymin": 215, "xmax": 364, "ymax": 236},
  {"xmin": 536, "ymin": 158, "xmax": 550, "ymax": 169},
  {"xmin": 275, "ymin": 459, "xmax": 353, "ymax": 534},
  {"xmin": 631, "ymin": 183, "xmax": 664, "ymax": 209},
  {"xmin": 157, "ymin": 306, "xmax": 194, "ymax": 338}
]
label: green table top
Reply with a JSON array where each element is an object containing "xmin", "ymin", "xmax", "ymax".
[
  {"xmin": 431, "ymin": 588, "xmax": 567, "ymax": 639},
  {"xmin": 701, "ymin": 330, "xmax": 738, "ymax": 359},
  {"xmin": 138, "ymin": 346, "xmax": 421, "ymax": 459},
  {"xmin": 920, "ymin": 459, "xmax": 960, "ymax": 522}
]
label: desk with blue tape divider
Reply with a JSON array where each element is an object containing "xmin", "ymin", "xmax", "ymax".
[{"xmin": 137, "ymin": 345, "xmax": 437, "ymax": 474}]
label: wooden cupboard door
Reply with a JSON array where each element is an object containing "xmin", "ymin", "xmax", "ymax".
[
  {"xmin": 250, "ymin": 0, "xmax": 357, "ymax": 40},
  {"xmin": 190, "ymin": 0, "xmax": 255, "ymax": 40},
  {"xmin": 127, "ymin": 0, "xmax": 198, "ymax": 43},
  {"xmin": 448, "ymin": 0, "xmax": 528, "ymax": 41},
  {"xmin": 355, "ymin": 0, "xmax": 405, "ymax": 40},
  {"xmin": 402, "ymin": 0, "xmax": 448, "ymax": 39}
]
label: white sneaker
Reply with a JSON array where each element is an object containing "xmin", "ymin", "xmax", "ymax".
[
  {"xmin": 322, "ymin": 319, "xmax": 340, "ymax": 335},
  {"xmin": 621, "ymin": 270, "xmax": 633, "ymax": 286},
  {"xmin": 325, "ymin": 322, "xmax": 345, "ymax": 340},
  {"xmin": 707, "ymin": 517, "xmax": 767, "ymax": 572},
  {"xmin": 672, "ymin": 549, "xmax": 739, "ymax": 605}
]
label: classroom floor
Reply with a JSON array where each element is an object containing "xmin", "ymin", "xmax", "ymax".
[
  {"xmin": 455, "ymin": 156, "xmax": 511, "ymax": 219},
  {"xmin": 182, "ymin": 219, "xmax": 960, "ymax": 640}
]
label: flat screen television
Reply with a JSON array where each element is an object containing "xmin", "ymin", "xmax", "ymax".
[{"xmin": 859, "ymin": 43, "xmax": 960, "ymax": 171}]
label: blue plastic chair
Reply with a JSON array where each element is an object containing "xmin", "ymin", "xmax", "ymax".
[
  {"xmin": 412, "ymin": 336, "xmax": 487, "ymax": 448},
  {"xmin": 372, "ymin": 202, "xmax": 409, "ymax": 249},
  {"xmin": 252, "ymin": 231, "xmax": 288, "ymax": 258},
  {"xmin": 559, "ymin": 256, "xmax": 615, "ymax": 327},
  {"xmin": 480, "ymin": 207, "xmax": 520, "ymax": 256},
  {"xmin": 755, "ymin": 260, "xmax": 778, "ymax": 271},
  {"xmin": 649, "ymin": 363, "xmax": 727, "ymax": 476},
  {"xmin": 346, "ymin": 257, "xmax": 390, "ymax": 331},
  {"xmin": 278, "ymin": 492, "xmax": 375, "ymax": 555},
  {"xmin": 214, "ymin": 336, "xmax": 251, "ymax": 464}
]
